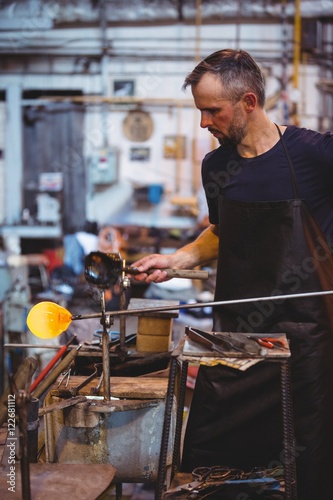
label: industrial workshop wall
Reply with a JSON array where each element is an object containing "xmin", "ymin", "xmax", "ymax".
[
  {"xmin": 0, "ymin": 2, "xmax": 331, "ymax": 227},
  {"xmin": 22, "ymin": 102, "xmax": 86, "ymax": 234}
]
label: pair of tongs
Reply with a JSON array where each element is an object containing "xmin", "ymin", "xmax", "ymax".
[{"xmin": 185, "ymin": 326, "xmax": 261, "ymax": 356}]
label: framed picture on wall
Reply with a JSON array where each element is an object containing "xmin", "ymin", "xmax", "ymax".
[
  {"xmin": 130, "ymin": 147, "xmax": 150, "ymax": 161},
  {"xmin": 113, "ymin": 80, "xmax": 135, "ymax": 97},
  {"xmin": 163, "ymin": 135, "xmax": 186, "ymax": 159}
]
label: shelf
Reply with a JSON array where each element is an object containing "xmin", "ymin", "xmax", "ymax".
[{"xmin": 0, "ymin": 225, "xmax": 62, "ymax": 239}]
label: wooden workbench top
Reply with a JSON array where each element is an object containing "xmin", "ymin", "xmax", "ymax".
[{"xmin": 50, "ymin": 375, "xmax": 169, "ymax": 399}]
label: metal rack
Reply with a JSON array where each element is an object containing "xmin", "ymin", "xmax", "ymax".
[{"xmin": 156, "ymin": 334, "xmax": 297, "ymax": 500}]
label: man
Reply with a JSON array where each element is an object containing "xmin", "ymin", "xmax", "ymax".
[{"xmin": 133, "ymin": 49, "xmax": 333, "ymax": 499}]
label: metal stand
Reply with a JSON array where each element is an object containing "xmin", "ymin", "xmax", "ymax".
[
  {"xmin": 156, "ymin": 335, "xmax": 297, "ymax": 500},
  {"xmin": 155, "ymin": 354, "xmax": 182, "ymax": 500},
  {"xmin": 100, "ymin": 291, "xmax": 111, "ymax": 401},
  {"xmin": 280, "ymin": 361, "xmax": 297, "ymax": 500}
]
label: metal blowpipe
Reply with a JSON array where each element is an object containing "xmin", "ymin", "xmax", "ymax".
[{"xmin": 71, "ymin": 289, "xmax": 333, "ymax": 321}]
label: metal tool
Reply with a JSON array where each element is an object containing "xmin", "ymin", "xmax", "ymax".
[
  {"xmin": 66, "ymin": 363, "xmax": 103, "ymax": 397},
  {"xmin": 191, "ymin": 465, "xmax": 243, "ymax": 483},
  {"xmin": 181, "ymin": 466, "xmax": 242, "ymax": 493},
  {"xmin": 175, "ymin": 465, "xmax": 281, "ymax": 496},
  {"xmin": 92, "ymin": 372, "xmax": 104, "ymax": 395},
  {"xmin": 31, "ymin": 345, "xmax": 82, "ymax": 399},
  {"xmin": 30, "ymin": 335, "xmax": 76, "ymax": 393},
  {"xmin": 57, "ymin": 367, "xmax": 72, "ymax": 388},
  {"xmin": 247, "ymin": 335, "xmax": 289, "ymax": 350},
  {"xmin": 186, "ymin": 326, "xmax": 261, "ymax": 355},
  {"xmin": 55, "ymin": 363, "xmax": 103, "ymax": 398},
  {"xmin": 84, "ymin": 251, "xmax": 209, "ymax": 288}
]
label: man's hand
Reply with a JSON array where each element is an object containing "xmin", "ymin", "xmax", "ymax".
[
  {"xmin": 131, "ymin": 253, "xmax": 174, "ymax": 283},
  {"xmin": 131, "ymin": 224, "xmax": 219, "ymax": 284}
]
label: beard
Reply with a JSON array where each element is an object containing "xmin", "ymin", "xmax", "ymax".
[{"xmin": 216, "ymin": 108, "xmax": 247, "ymax": 147}]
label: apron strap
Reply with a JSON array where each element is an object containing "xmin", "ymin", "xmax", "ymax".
[{"xmin": 275, "ymin": 123, "xmax": 301, "ymax": 199}]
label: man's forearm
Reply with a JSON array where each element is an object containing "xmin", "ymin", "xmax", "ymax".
[{"xmin": 170, "ymin": 224, "xmax": 219, "ymax": 269}]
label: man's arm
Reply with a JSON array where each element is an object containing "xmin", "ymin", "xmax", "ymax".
[{"xmin": 132, "ymin": 224, "xmax": 219, "ymax": 283}]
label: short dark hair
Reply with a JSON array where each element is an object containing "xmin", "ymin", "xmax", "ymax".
[{"xmin": 183, "ymin": 49, "xmax": 266, "ymax": 107}]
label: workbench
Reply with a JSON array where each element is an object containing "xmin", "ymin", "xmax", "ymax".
[{"xmin": 157, "ymin": 332, "xmax": 297, "ymax": 500}]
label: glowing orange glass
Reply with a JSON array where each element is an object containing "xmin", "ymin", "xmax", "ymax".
[{"xmin": 27, "ymin": 301, "xmax": 72, "ymax": 339}]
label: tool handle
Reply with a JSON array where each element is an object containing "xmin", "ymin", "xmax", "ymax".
[
  {"xmin": 186, "ymin": 327, "xmax": 225, "ymax": 354},
  {"xmin": 30, "ymin": 344, "xmax": 67, "ymax": 393},
  {"xmin": 30, "ymin": 335, "xmax": 76, "ymax": 393},
  {"xmin": 126, "ymin": 266, "xmax": 209, "ymax": 280},
  {"xmin": 256, "ymin": 338, "xmax": 274, "ymax": 349},
  {"xmin": 148, "ymin": 268, "xmax": 209, "ymax": 280},
  {"xmin": 31, "ymin": 347, "xmax": 79, "ymax": 399}
]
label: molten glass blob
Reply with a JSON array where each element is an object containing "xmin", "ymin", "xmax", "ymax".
[
  {"xmin": 84, "ymin": 251, "xmax": 122, "ymax": 288},
  {"xmin": 27, "ymin": 301, "xmax": 73, "ymax": 339}
]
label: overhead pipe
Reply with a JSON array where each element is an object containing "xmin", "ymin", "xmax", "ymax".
[
  {"xmin": 292, "ymin": 0, "xmax": 302, "ymax": 125},
  {"xmin": 293, "ymin": 0, "xmax": 302, "ymax": 90},
  {"xmin": 99, "ymin": 0, "xmax": 110, "ymax": 149},
  {"xmin": 281, "ymin": 0, "xmax": 290, "ymax": 123},
  {"xmin": 192, "ymin": 0, "xmax": 202, "ymax": 194}
]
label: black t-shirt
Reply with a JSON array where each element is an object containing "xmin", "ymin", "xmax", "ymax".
[{"xmin": 202, "ymin": 125, "xmax": 333, "ymax": 248}]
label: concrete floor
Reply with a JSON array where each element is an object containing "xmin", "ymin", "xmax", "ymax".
[{"xmin": 102, "ymin": 482, "xmax": 155, "ymax": 499}]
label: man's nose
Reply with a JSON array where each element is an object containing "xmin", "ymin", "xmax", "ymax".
[{"xmin": 200, "ymin": 112, "xmax": 212, "ymax": 128}]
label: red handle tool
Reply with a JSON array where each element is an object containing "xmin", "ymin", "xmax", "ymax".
[
  {"xmin": 248, "ymin": 336, "xmax": 288, "ymax": 350},
  {"xmin": 30, "ymin": 335, "xmax": 76, "ymax": 393}
]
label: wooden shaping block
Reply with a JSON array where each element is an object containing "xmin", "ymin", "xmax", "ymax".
[
  {"xmin": 136, "ymin": 332, "xmax": 171, "ymax": 352},
  {"xmin": 128, "ymin": 298, "xmax": 179, "ymax": 352}
]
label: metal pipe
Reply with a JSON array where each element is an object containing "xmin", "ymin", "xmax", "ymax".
[
  {"xmin": 293, "ymin": 0, "xmax": 301, "ymax": 90},
  {"xmin": 102, "ymin": 327, "xmax": 110, "ymax": 401},
  {"xmin": 195, "ymin": 0, "xmax": 202, "ymax": 62},
  {"xmin": 175, "ymin": 103, "xmax": 183, "ymax": 193},
  {"xmin": 0, "ymin": 357, "xmax": 38, "ymax": 428},
  {"xmin": 100, "ymin": 291, "xmax": 111, "ymax": 401},
  {"xmin": 4, "ymin": 343, "xmax": 97, "ymax": 350},
  {"xmin": 119, "ymin": 259, "xmax": 129, "ymax": 351},
  {"xmin": 192, "ymin": 0, "xmax": 202, "ymax": 194},
  {"xmin": 99, "ymin": 0, "xmax": 110, "ymax": 149},
  {"xmin": 71, "ymin": 289, "xmax": 333, "ymax": 321},
  {"xmin": 281, "ymin": 0, "xmax": 289, "ymax": 123},
  {"xmin": 8, "ymin": 376, "xmax": 31, "ymax": 500},
  {"xmin": 27, "ymin": 397, "xmax": 39, "ymax": 463},
  {"xmin": 119, "ymin": 290, "xmax": 127, "ymax": 352}
]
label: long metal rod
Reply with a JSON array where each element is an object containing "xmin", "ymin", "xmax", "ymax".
[
  {"xmin": 100, "ymin": 291, "xmax": 111, "ymax": 401},
  {"xmin": 4, "ymin": 344, "xmax": 98, "ymax": 349},
  {"xmin": 71, "ymin": 289, "xmax": 333, "ymax": 321}
]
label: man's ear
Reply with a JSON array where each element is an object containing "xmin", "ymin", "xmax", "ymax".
[{"xmin": 243, "ymin": 92, "xmax": 257, "ymax": 111}]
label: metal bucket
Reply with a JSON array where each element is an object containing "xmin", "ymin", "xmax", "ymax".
[{"xmin": 44, "ymin": 379, "xmax": 176, "ymax": 483}]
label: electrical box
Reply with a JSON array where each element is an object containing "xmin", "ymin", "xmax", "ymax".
[
  {"xmin": 89, "ymin": 148, "xmax": 118, "ymax": 185},
  {"xmin": 36, "ymin": 193, "xmax": 61, "ymax": 223}
]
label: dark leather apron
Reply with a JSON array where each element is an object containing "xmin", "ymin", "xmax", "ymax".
[{"xmin": 182, "ymin": 129, "xmax": 333, "ymax": 500}]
